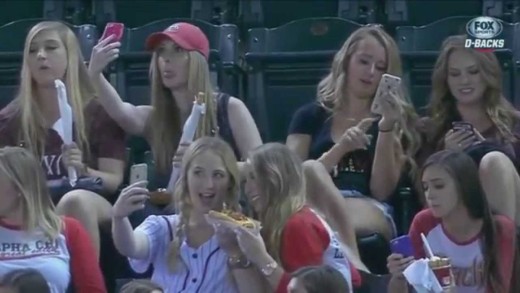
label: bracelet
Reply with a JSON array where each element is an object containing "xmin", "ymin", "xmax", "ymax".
[
  {"xmin": 379, "ymin": 127, "xmax": 394, "ymax": 133},
  {"xmin": 227, "ymin": 255, "xmax": 251, "ymax": 270}
]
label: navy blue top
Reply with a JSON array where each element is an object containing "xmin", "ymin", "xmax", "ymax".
[{"xmin": 288, "ymin": 102, "xmax": 379, "ymax": 195}]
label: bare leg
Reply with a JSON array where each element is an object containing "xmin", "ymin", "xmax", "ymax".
[
  {"xmin": 56, "ymin": 189, "xmax": 113, "ymax": 259},
  {"xmin": 304, "ymin": 160, "xmax": 391, "ymax": 272},
  {"xmin": 479, "ymin": 151, "xmax": 520, "ymax": 226}
]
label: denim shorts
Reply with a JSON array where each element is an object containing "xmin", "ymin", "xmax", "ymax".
[{"xmin": 340, "ymin": 189, "xmax": 397, "ymax": 238}]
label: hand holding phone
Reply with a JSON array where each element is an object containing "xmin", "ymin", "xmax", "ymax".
[
  {"xmin": 371, "ymin": 74, "xmax": 401, "ymax": 115},
  {"xmin": 390, "ymin": 235, "xmax": 415, "ymax": 258},
  {"xmin": 100, "ymin": 22, "xmax": 125, "ymax": 43},
  {"xmin": 452, "ymin": 121, "xmax": 474, "ymax": 133},
  {"xmin": 130, "ymin": 163, "xmax": 148, "ymax": 185}
]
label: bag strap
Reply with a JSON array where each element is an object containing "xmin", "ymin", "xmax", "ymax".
[{"xmin": 162, "ymin": 216, "xmax": 173, "ymax": 242}]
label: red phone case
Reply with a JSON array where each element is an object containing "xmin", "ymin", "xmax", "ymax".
[{"xmin": 101, "ymin": 22, "xmax": 124, "ymax": 42}]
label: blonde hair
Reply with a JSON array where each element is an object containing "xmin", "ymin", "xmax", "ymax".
[
  {"xmin": 248, "ymin": 143, "xmax": 306, "ymax": 263},
  {"xmin": 0, "ymin": 147, "xmax": 62, "ymax": 238},
  {"xmin": 317, "ymin": 25, "xmax": 421, "ymax": 177},
  {"xmin": 17, "ymin": 21, "xmax": 93, "ymax": 158},
  {"xmin": 166, "ymin": 136, "xmax": 240, "ymax": 271},
  {"xmin": 429, "ymin": 35, "xmax": 519, "ymax": 145},
  {"xmin": 147, "ymin": 51, "xmax": 218, "ymax": 173}
]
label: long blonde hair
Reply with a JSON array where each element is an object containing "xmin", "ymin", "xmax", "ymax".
[
  {"xmin": 248, "ymin": 143, "xmax": 306, "ymax": 263},
  {"xmin": 148, "ymin": 51, "xmax": 218, "ymax": 173},
  {"xmin": 317, "ymin": 25, "xmax": 421, "ymax": 176},
  {"xmin": 0, "ymin": 147, "xmax": 62, "ymax": 238},
  {"xmin": 428, "ymin": 35, "xmax": 519, "ymax": 146},
  {"xmin": 167, "ymin": 136, "xmax": 240, "ymax": 271},
  {"xmin": 17, "ymin": 21, "xmax": 93, "ymax": 158}
]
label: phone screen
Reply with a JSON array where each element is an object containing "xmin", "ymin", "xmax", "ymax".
[{"xmin": 101, "ymin": 22, "xmax": 124, "ymax": 43}]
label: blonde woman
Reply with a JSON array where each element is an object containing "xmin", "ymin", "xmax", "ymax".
[
  {"xmin": 234, "ymin": 143, "xmax": 362, "ymax": 293},
  {"xmin": 0, "ymin": 21, "xmax": 126, "ymax": 258},
  {"xmin": 89, "ymin": 22, "xmax": 262, "ymax": 190},
  {"xmin": 0, "ymin": 147, "xmax": 105, "ymax": 292},
  {"xmin": 287, "ymin": 25, "xmax": 421, "ymax": 241},
  {"xmin": 111, "ymin": 137, "xmax": 262, "ymax": 293},
  {"xmin": 418, "ymin": 35, "xmax": 520, "ymax": 227}
]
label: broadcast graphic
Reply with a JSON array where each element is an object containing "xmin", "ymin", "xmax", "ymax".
[{"xmin": 464, "ymin": 16, "xmax": 505, "ymax": 52}]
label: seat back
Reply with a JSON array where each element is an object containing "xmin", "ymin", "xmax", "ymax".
[
  {"xmin": 396, "ymin": 16, "xmax": 519, "ymax": 113},
  {"xmin": 244, "ymin": 17, "xmax": 363, "ymax": 142},
  {"xmin": 0, "ymin": 19, "xmax": 99, "ymax": 110},
  {"xmin": 115, "ymin": 18, "xmax": 240, "ymax": 107},
  {"xmin": 239, "ymin": 0, "xmax": 378, "ymax": 29},
  {"xmin": 0, "ymin": 0, "xmax": 64, "ymax": 26}
]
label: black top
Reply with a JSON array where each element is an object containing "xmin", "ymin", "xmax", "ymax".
[{"xmin": 288, "ymin": 102, "xmax": 379, "ymax": 195}]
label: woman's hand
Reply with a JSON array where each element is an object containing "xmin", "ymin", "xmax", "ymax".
[
  {"xmin": 378, "ymin": 91, "xmax": 401, "ymax": 131},
  {"xmin": 172, "ymin": 142, "xmax": 191, "ymax": 168},
  {"xmin": 214, "ymin": 223, "xmax": 243, "ymax": 257},
  {"xmin": 61, "ymin": 142, "xmax": 86, "ymax": 175},
  {"xmin": 234, "ymin": 225, "xmax": 270, "ymax": 266},
  {"xmin": 338, "ymin": 118, "xmax": 375, "ymax": 152},
  {"xmin": 112, "ymin": 181, "xmax": 149, "ymax": 219},
  {"xmin": 89, "ymin": 35, "xmax": 121, "ymax": 75},
  {"xmin": 387, "ymin": 253, "xmax": 414, "ymax": 278},
  {"xmin": 444, "ymin": 128, "xmax": 484, "ymax": 150}
]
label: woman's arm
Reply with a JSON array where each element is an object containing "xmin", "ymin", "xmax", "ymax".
[
  {"xmin": 64, "ymin": 217, "xmax": 106, "ymax": 293},
  {"xmin": 111, "ymin": 216, "xmax": 150, "ymax": 259},
  {"xmin": 89, "ymin": 72, "xmax": 152, "ymax": 136},
  {"xmin": 370, "ymin": 120, "xmax": 404, "ymax": 201},
  {"xmin": 87, "ymin": 158, "xmax": 124, "ymax": 194},
  {"xmin": 388, "ymin": 275, "xmax": 409, "ymax": 293},
  {"xmin": 228, "ymin": 97, "xmax": 263, "ymax": 159},
  {"xmin": 231, "ymin": 265, "xmax": 268, "ymax": 293}
]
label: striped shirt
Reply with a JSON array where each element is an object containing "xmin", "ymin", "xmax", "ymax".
[{"xmin": 129, "ymin": 215, "xmax": 238, "ymax": 293}]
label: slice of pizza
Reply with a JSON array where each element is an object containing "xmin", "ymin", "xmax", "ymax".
[{"xmin": 208, "ymin": 209, "xmax": 256, "ymax": 229}]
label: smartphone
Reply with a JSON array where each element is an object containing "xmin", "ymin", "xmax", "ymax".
[
  {"xmin": 129, "ymin": 163, "xmax": 148, "ymax": 185},
  {"xmin": 100, "ymin": 22, "xmax": 125, "ymax": 43},
  {"xmin": 452, "ymin": 121, "xmax": 474, "ymax": 133},
  {"xmin": 371, "ymin": 74, "xmax": 402, "ymax": 115},
  {"xmin": 390, "ymin": 235, "xmax": 414, "ymax": 258}
]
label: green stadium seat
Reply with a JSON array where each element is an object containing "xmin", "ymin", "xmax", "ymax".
[{"xmin": 0, "ymin": 0, "xmax": 64, "ymax": 26}]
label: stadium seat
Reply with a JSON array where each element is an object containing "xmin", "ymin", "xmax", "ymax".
[
  {"xmin": 395, "ymin": 16, "xmax": 520, "ymax": 112},
  {"xmin": 0, "ymin": 0, "xmax": 64, "ymax": 26},
  {"xmin": 91, "ymin": 0, "xmax": 231, "ymax": 28},
  {"xmin": 244, "ymin": 17, "xmax": 364, "ymax": 143},
  {"xmin": 239, "ymin": 0, "xmax": 379, "ymax": 30}
]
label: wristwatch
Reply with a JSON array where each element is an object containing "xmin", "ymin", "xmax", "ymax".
[
  {"xmin": 260, "ymin": 261, "xmax": 278, "ymax": 276},
  {"xmin": 227, "ymin": 255, "xmax": 252, "ymax": 269}
]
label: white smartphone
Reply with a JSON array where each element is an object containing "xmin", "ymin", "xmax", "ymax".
[
  {"xmin": 129, "ymin": 163, "xmax": 148, "ymax": 185},
  {"xmin": 371, "ymin": 73, "xmax": 402, "ymax": 115}
]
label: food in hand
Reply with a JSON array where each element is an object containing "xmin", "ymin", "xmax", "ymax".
[
  {"xmin": 208, "ymin": 209, "xmax": 256, "ymax": 229},
  {"xmin": 149, "ymin": 189, "xmax": 172, "ymax": 206}
]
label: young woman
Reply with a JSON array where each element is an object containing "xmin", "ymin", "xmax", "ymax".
[
  {"xmin": 419, "ymin": 35, "xmax": 520, "ymax": 226},
  {"xmin": 111, "ymin": 137, "xmax": 262, "ymax": 293},
  {"xmin": 287, "ymin": 265, "xmax": 351, "ymax": 293},
  {"xmin": 0, "ymin": 21, "xmax": 126, "ymax": 258},
  {"xmin": 287, "ymin": 25, "xmax": 421, "ymax": 240},
  {"xmin": 88, "ymin": 22, "xmax": 262, "ymax": 189},
  {"xmin": 0, "ymin": 147, "xmax": 105, "ymax": 292},
  {"xmin": 232, "ymin": 143, "xmax": 362, "ymax": 293},
  {"xmin": 387, "ymin": 150, "xmax": 516, "ymax": 293}
]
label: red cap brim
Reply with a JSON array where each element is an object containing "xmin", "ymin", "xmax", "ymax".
[{"xmin": 145, "ymin": 32, "xmax": 192, "ymax": 52}]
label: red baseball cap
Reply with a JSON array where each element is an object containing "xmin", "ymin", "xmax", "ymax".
[{"xmin": 145, "ymin": 22, "xmax": 210, "ymax": 60}]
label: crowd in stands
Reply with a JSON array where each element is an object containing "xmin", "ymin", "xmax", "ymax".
[{"xmin": 0, "ymin": 8, "xmax": 519, "ymax": 293}]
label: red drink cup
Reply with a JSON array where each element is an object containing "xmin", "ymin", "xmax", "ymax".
[{"xmin": 428, "ymin": 257, "xmax": 452, "ymax": 289}]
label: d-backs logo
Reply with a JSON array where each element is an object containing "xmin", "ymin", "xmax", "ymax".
[{"xmin": 464, "ymin": 16, "xmax": 505, "ymax": 52}]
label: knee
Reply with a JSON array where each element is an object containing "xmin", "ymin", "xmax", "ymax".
[
  {"xmin": 479, "ymin": 151, "xmax": 515, "ymax": 176},
  {"xmin": 57, "ymin": 189, "xmax": 98, "ymax": 213},
  {"xmin": 302, "ymin": 160, "xmax": 326, "ymax": 180}
]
